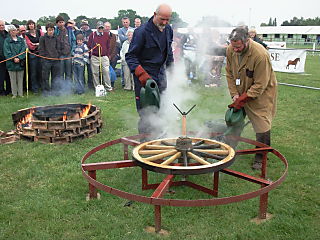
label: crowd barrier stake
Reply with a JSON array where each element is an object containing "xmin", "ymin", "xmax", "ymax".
[{"xmin": 25, "ymin": 48, "xmax": 29, "ymax": 97}]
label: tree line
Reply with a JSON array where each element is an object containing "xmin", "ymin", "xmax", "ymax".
[
  {"xmin": 7, "ymin": 9, "xmax": 188, "ymax": 29},
  {"xmin": 261, "ymin": 16, "xmax": 320, "ymax": 26}
]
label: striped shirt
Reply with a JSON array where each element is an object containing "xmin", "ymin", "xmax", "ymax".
[{"xmin": 72, "ymin": 43, "xmax": 89, "ymax": 66}]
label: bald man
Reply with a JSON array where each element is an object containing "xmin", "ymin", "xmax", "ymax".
[{"xmin": 126, "ymin": 3, "xmax": 174, "ymax": 135}]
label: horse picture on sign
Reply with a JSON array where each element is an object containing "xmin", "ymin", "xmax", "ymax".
[{"xmin": 286, "ymin": 58, "xmax": 300, "ymax": 69}]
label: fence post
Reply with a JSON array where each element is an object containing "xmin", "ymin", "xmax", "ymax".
[{"xmin": 25, "ymin": 48, "xmax": 29, "ymax": 97}]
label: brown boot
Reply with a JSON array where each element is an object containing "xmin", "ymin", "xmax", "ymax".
[{"xmin": 252, "ymin": 131, "xmax": 270, "ymax": 170}]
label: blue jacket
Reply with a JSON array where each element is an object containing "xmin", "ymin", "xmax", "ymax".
[{"xmin": 125, "ymin": 16, "xmax": 174, "ymax": 84}]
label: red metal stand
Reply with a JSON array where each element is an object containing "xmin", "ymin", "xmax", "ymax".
[{"xmin": 81, "ymin": 134, "xmax": 288, "ymax": 232}]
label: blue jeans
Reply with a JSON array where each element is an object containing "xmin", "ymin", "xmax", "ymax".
[
  {"xmin": 59, "ymin": 56, "xmax": 72, "ymax": 82},
  {"xmin": 41, "ymin": 59, "xmax": 60, "ymax": 93},
  {"xmin": 73, "ymin": 63, "xmax": 85, "ymax": 94},
  {"xmin": 29, "ymin": 54, "xmax": 42, "ymax": 93}
]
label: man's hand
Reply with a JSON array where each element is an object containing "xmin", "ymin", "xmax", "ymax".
[
  {"xmin": 228, "ymin": 92, "xmax": 251, "ymax": 110},
  {"xmin": 135, "ymin": 65, "xmax": 151, "ymax": 87}
]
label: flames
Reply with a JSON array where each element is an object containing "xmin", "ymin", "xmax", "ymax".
[
  {"xmin": 16, "ymin": 108, "xmax": 35, "ymax": 130},
  {"xmin": 80, "ymin": 103, "xmax": 92, "ymax": 118},
  {"xmin": 16, "ymin": 104, "xmax": 92, "ymax": 130},
  {"xmin": 63, "ymin": 112, "xmax": 67, "ymax": 121}
]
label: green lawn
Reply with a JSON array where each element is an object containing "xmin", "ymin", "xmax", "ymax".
[{"xmin": 0, "ymin": 56, "xmax": 319, "ymax": 240}]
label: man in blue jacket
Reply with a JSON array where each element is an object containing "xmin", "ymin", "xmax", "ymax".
[{"xmin": 126, "ymin": 3, "xmax": 174, "ymax": 135}]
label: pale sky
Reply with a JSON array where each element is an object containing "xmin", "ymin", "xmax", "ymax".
[{"xmin": 2, "ymin": 0, "xmax": 319, "ymax": 28}]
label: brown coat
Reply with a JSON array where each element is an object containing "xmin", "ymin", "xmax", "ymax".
[
  {"xmin": 226, "ymin": 39, "xmax": 277, "ymax": 133},
  {"xmin": 108, "ymin": 32, "xmax": 117, "ymax": 61}
]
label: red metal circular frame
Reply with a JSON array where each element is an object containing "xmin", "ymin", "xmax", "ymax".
[{"xmin": 81, "ymin": 134, "xmax": 288, "ymax": 207}]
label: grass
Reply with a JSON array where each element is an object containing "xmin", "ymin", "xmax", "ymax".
[{"xmin": 0, "ymin": 55, "xmax": 319, "ymax": 240}]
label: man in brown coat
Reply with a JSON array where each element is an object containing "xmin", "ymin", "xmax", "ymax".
[{"xmin": 226, "ymin": 26, "xmax": 277, "ymax": 170}]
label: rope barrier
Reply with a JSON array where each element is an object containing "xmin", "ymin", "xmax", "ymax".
[
  {"xmin": 0, "ymin": 51, "xmax": 26, "ymax": 64},
  {"xmin": 28, "ymin": 44, "xmax": 99, "ymax": 60},
  {"xmin": 0, "ymin": 44, "xmax": 99, "ymax": 63}
]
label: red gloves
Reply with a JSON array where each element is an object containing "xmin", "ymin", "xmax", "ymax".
[
  {"xmin": 135, "ymin": 65, "xmax": 151, "ymax": 87},
  {"xmin": 228, "ymin": 93, "xmax": 251, "ymax": 110}
]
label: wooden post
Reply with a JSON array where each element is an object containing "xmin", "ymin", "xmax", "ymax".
[{"xmin": 182, "ymin": 115, "xmax": 186, "ymax": 136}]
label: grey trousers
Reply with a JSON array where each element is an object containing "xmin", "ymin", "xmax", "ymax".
[
  {"xmin": 90, "ymin": 55, "xmax": 112, "ymax": 91},
  {"xmin": 122, "ymin": 63, "xmax": 134, "ymax": 90},
  {"xmin": 8, "ymin": 70, "xmax": 24, "ymax": 96}
]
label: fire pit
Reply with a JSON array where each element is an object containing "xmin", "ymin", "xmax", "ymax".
[{"xmin": 12, "ymin": 103, "xmax": 102, "ymax": 144}]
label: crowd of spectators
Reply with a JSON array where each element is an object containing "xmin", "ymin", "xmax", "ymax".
[
  {"xmin": 0, "ymin": 16, "xmax": 145, "ymax": 98},
  {"xmin": 0, "ymin": 15, "xmax": 263, "ymax": 98}
]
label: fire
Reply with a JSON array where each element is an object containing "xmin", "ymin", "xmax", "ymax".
[
  {"xmin": 62, "ymin": 112, "xmax": 67, "ymax": 121},
  {"xmin": 80, "ymin": 104, "xmax": 92, "ymax": 118},
  {"xmin": 16, "ymin": 108, "xmax": 35, "ymax": 130}
]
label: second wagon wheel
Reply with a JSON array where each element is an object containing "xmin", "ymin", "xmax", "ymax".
[{"xmin": 132, "ymin": 137, "xmax": 235, "ymax": 175}]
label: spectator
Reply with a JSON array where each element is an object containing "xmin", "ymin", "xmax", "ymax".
[
  {"xmin": 134, "ymin": 18, "xmax": 142, "ymax": 28},
  {"xmin": 120, "ymin": 29, "xmax": 134, "ymax": 91},
  {"xmin": 104, "ymin": 21, "xmax": 118, "ymax": 88},
  {"xmin": 118, "ymin": 17, "xmax": 134, "ymax": 46},
  {"xmin": 25, "ymin": 19, "xmax": 43, "ymax": 93},
  {"xmin": 18, "ymin": 25, "xmax": 26, "ymax": 39},
  {"xmin": 39, "ymin": 23, "xmax": 60, "ymax": 95},
  {"xmin": 0, "ymin": 19, "xmax": 11, "ymax": 95},
  {"xmin": 66, "ymin": 19, "xmax": 78, "ymax": 34},
  {"xmin": 204, "ymin": 30, "xmax": 227, "ymax": 87},
  {"xmin": 77, "ymin": 19, "xmax": 93, "ymax": 90},
  {"xmin": 72, "ymin": 34, "xmax": 89, "ymax": 94},
  {"xmin": 248, "ymin": 29, "xmax": 268, "ymax": 49},
  {"xmin": 118, "ymin": 17, "xmax": 134, "ymax": 88},
  {"xmin": 87, "ymin": 21, "xmax": 112, "ymax": 91},
  {"xmin": 55, "ymin": 15, "xmax": 75, "ymax": 88},
  {"xmin": 3, "ymin": 25, "xmax": 26, "ymax": 98}
]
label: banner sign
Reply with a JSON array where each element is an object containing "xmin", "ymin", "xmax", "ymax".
[
  {"xmin": 265, "ymin": 41, "xmax": 286, "ymax": 48},
  {"xmin": 268, "ymin": 49, "xmax": 307, "ymax": 73}
]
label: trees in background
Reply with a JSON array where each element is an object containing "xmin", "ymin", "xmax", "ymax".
[
  {"xmin": 261, "ymin": 16, "xmax": 320, "ymax": 26},
  {"xmin": 260, "ymin": 17, "xmax": 277, "ymax": 26},
  {"xmin": 281, "ymin": 17, "xmax": 320, "ymax": 26}
]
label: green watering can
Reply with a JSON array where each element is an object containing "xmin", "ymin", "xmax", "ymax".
[
  {"xmin": 224, "ymin": 107, "xmax": 246, "ymax": 136},
  {"xmin": 140, "ymin": 79, "xmax": 160, "ymax": 109}
]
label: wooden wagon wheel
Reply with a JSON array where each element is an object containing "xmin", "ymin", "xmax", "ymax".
[{"xmin": 132, "ymin": 137, "xmax": 235, "ymax": 175}]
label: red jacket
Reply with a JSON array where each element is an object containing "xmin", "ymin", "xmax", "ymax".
[{"xmin": 87, "ymin": 31, "xmax": 110, "ymax": 57}]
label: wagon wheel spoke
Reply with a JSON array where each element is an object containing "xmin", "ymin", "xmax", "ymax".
[
  {"xmin": 161, "ymin": 140, "xmax": 176, "ymax": 146},
  {"xmin": 143, "ymin": 149, "xmax": 178, "ymax": 162},
  {"xmin": 145, "ymin": 144, "xmax": 175, "ymax": 150},
  {"xmin": 187, "ymin": 152, "xmax": 211, "ymax": 165},
  {"xmin": 196, "ymin": 149, "xmax": 229, "ymax": 155},
  {"xmin": 192, "ymin": 150, "xmax": 224, "ymax": 160},
  {"xmin": 139, "ymin": 149, "xmax": 174, "ymax": 155},
  {"xmin": 161, "ymin": 152, "xmax": 182, "ymax": 165},
  {"xmin": 192, "ymin": 139, "xmax": 205, "ymax": 146},
  {"xmin": 193, "ymin": 144, "xmax": 220, "ymax": 149}
]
